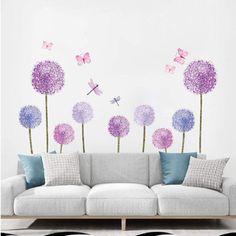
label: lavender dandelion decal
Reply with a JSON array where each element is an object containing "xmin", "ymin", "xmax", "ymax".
[
  {"xmin": 134, "ymin": 105, "xmax": 155, "ymax": 152},
  {"xmin": 32, "ymin": 61, "xmax": 65, "ymax": 153},
  {"xmin": 19, "ymin": 105, "xmax": 42, "ymax": 154},
  {"xmin": 152, "ymin": 128, "xmax": 173, "ymax": 153},
  {"xmin": 108, "ymin": 116, "xmax": 130, "ymax": 153},
  {"xmin": 172, "ymin": 109, "xmax": 194, "ymax": 153},
  {"xmin": 72, "ymin": 102, "xmax": 93, "ymax": 153},
  {"xmin": 184, "ymin": 60, "xmax": 216, "ymax": 153},
  {"xmin": 54, "ymin": 124, "xmax": 75, "ymax": 153}
]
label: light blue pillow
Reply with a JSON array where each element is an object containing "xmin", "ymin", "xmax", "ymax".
[
  {"xmin": 159, "ymin": 152, "xmax": 197, "ymax": 185},
  {"xmin": 18, "ymin": 151, "xmax": 56, "ymax": 189}
]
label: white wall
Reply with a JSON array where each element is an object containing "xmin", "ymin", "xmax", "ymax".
[{"xmin": 1, "ymin": 0, "xmax": 236, "ymax": 179}]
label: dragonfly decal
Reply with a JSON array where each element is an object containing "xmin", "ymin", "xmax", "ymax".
[
  {"xmin": 87, "ymin": 79, "xmax": 102, "ymax": 96},
  {"xmin": 110, "ymin": 96, "xmax": 121, "ymax": 106}
]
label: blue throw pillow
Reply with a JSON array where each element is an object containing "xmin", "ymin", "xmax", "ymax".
[
  {"xmin": 18, "ymin": 151, "xmax": 56, "ymax": 189},
  {"xmin": 159, "ymin": 152, "xmax": 197, "ymax": 185}
]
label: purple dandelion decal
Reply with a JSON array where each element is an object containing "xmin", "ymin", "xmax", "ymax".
[
  {"xmin": 54, "ymin": 123, "xmax": 75, "ymax": 153},
  {"xmin": 172, "ymin": 109, "xmax": 195, "ymax": 153},
  {"xmin": 72, "ymin": 102, "xmax": 93, "ymax": 153},
  {"xmin": 108, "ymin": 116, "xmax": 130, "ymax": 153},
  {"xmin": 152, "ymin": 128, "xmax": 173, "ymax": 153},
  {"xmin": 184, "ymin": 60, "xmax": 217, "ymax": 153},
  {"xmin": 134, "ymin": 105, "xmax": 155, "ymax": 152},
  {"xmin": 19, "ymin": 105, "xmax": 42, "ymax": 154},
  {"xmin": 32, "ymin": 60, "xmax": 65, "ymax": 153}
]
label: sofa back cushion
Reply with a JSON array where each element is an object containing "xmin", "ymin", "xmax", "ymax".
[
  {"xmin": 148, "ymin": 153, "xmax": 163, "ymax": 186},
  {"xmin": 90, "ymin": 153, "xmax": 149, "ymax": 186}
]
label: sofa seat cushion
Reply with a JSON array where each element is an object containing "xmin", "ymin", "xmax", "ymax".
[
  {"xmin": 87, "ymin": 183, "xmax": 157, "ymax": 216},
  {"xmin": 151, "ymin": 184, "xmax": 228, "ymax": 216},
  {"xmin": 14, "ymin": 185, "xmax": 90, "ymax": 216}
]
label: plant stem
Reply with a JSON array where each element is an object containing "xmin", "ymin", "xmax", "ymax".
[
  {"xmin": 82, "ymin": 123, "xmax": 85, "ymax": 153},
  {"xmin": 117, "ymin": 136, "xmax": 120, "ymax": 153},
  {"xmin": 181, "ymin": 132, "xmax": 185, "ymax": 153},
  {"xmin": 45, "ymin": 94, "xmax": 49, "ymax": 153},
  {"xmin": 60, "ymin": 144, "xmax": 63, "ymax": 153},
  {"xmin": 165, "ymin": 148, "xmax": 167, "ymax": 153},
  {"xmin": 199, "ymin": 94, "xmax": 203, "ymax": 153},
  {"xmin": 142, "ymin": 126, "xmax": 146, "ymax": 153},
  {"xmin": 28, "ymin": 128, "xmax": 33, "ymax": 154}
]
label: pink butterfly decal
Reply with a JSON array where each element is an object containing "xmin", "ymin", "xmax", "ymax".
[
  {"xmin": 174, "ymin": 48, "xmax": 188, "ymax": 64},
  {"xmin": 42, "ymin": 41, "xmax": 53, "ymax": 50},
  {"xmin": 87, "ymin": 79, "xmax": 102, "ymax": 96},
  {"xmin": 165, "ymin": 65, "xmax": 176, "ymax": 74},
  {"xmin": 76, "ymin": 52, "xmax": 91, "ymax": 65}
]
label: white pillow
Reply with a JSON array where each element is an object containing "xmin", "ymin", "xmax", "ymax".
[
  {"xmin": 42, "ymin": 152, "xmax": 82, "ymax": 186},
  {"xmin": 183, "ymin": 157, "xmax": 229, "ymax": 191}
]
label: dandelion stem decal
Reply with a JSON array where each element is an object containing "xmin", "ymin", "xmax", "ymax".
[
  {"xmin": 19, "ymin": 105, "xmax": 42, "ymax": 154},
  {"xmin": 199, "ymin": 94, "xmax": 203, "ymax": 153},
  {"xmin": 108, "ymin": 116, "xmax": 130, "ymax": 153},
  {"xmin": 45, "ymin": 94, "xmax": 49, "ymax": 152},
  {"xmin": 182, "ymin": 132, "xmax": 185, "ymax": 153},
  {"xmin": 184, "ymin": 60, "xmax": 217, "ymax": 153},
  {"xmin": 28, "ymin": 128, "xmax": 33, "ymax": 154},
  {"xmin": 32, "ymin": 61, "xmax": 65, "ymax": 153},
  {"xmin": 82, "ymin": 123, "xmax": 85, "ymax": 153},
  {"xmin": 117, "ymin": 136, "xmax": 120, "ymax": 153},
  {"xmin": 142, "ymin": 126, "xmax": 146, "ymax": 153},
  {"xmin": 53, "ymin": 124, "xmax": 74, "ymax": 153},
  {"xmin": 152, "ymin": 128, "xmax": 173, "ymax": 153},
  {"xmin": 72, "ymin": 102, "xmax": 93, "ymax": 153},
  {"xmin": 172, "ymin": 109, "xmax": 194, "ymax": 153},
  {"xmin": 134, "ymin": 105, "xmax": 155, "ymax": 152}
]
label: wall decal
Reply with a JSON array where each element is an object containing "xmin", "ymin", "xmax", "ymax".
[
  {"xmin": 32, "ymin": 60, "xmax": 65, "ymax": 153},
  {"xmin": 53, "ymin": 123, "xmax": 75, "ymax": 153},
  {"xmin": 75, "ymin": 52, "xmax": 91, "ymax": 65},
  {"xmin": 42, "ymin": 41, "xmax": 53, "ymax": 50},
  {"xmin": 152, "ymin": 128, "xmax": 173, "ymax": 153},
  {"xmin": 165, "ymin": 64, "xmax": 176, "ymax": 74},
  {"xmin": 184, "ymin": 60, "xmax": 217, "ymax": 153},
  {"xmin": 19, "ymin": 105, "xmax": 42, "ymax": 154},
  {"xmin": 172, "ymin": 109, "xmax": 195, "ymax": 153},
  {"xmin": 110, "ymin": 96, "xmax": 121, "ymax": 106},
  {"xmin": 87, "ymin": 79, "xmax": 102, "ymax": 96},
  {"xmin": 174, "ymin": 48, "xmax": 188, "ymax": 64},
  {"xmin": 72, "ymin": 102, "xmax": 93, "ymax": 153},
  {"xmin": 108, "ymin": 115, "xmax": 130, "ymax": 153},
  {"xmin": 134, "ymin": 105, "xmax": 155, "ymax": 152}
]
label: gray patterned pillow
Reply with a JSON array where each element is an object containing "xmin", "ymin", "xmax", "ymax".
[
  {"xmin": 42, "ymin": 152, "xmax": 82, "ymax": 186},
  {"xmin": 182, "ymin": 157, "xmax": 229, "ymax": 191}
]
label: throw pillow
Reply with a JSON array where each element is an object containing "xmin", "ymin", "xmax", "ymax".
[
  {"xmin": 183, "ymin": 157, "xmax": 229, "ymax": 191},
  {"xmin": 42, "ymin": 152, "xmax": 82, "ymax": 186},
  {"xmin": 18, "ymin": 151, "xmax": 56, "ymax": 188},
  {"xmin": 160, "ymin": 152, "xmax": 198, "ymax": 184}
]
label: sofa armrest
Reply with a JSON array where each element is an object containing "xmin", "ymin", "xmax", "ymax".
[
  {"xmin": 1, "ymin": 175, "xmax": 26, "ymax": 215},
  {"xmin": 222, "ymin": 177, "xmax": 236, "ymax": 216}
]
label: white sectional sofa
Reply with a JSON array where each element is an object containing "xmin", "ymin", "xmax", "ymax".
[{"xmin": 1, "ymin": 153, "xmax": 236, "ymax": 230}]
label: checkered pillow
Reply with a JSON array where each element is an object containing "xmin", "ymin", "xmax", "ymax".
[
  {"xmin": 42, "ymin": 152, "xmax": 82, "ymax": 186},
  {"xmin": 182, "ymin": 157, "xmax": 229, "ymax": 191}
]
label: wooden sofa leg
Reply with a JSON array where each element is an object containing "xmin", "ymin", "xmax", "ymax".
[{"xmin": 121, "ymin": 218, "xmax": 126, "ymax": 231}]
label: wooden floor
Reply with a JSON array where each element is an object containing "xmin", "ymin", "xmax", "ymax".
[{"xmin": 1, "ymin": 218, "xmax": 236, "ymax": 235}]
